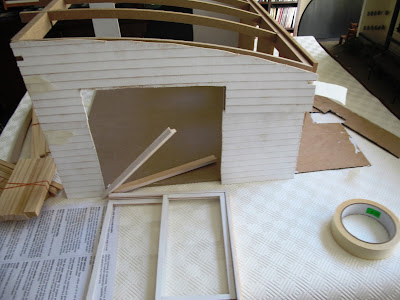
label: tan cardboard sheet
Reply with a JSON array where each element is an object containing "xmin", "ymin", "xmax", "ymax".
[
  {"xmin": 297, "ymin": 112, "xmax": 370, "ymax": 173},
  {"xmin": 88, "ymin": 86, "xmax": 223, "ymax": 187},
  {"xmin": 314, "ymin": 95, "xmax": 400, "ymax": 158}
]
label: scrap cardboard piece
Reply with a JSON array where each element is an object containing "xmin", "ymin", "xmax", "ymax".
[
  {"xmin": 314, "ymin": 95, "xmax": 400, "ymax": 158},
  {"xmin": 297, "ymin": 113, "xmax": 370, "ymax": 173},
  {"xmin": 0, "ymin": 157, "xmax": 56, "ymax": 221},
  {"xmin": 89, "ymin": 86, "xmax": 223, "ymax": 188}
]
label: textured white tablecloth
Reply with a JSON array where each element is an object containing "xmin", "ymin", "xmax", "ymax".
[{"xmin": 1, "ymin": 36, "xmax": 399, "ymax": 299}]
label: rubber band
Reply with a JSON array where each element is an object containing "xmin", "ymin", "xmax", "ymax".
[
  {"xmin": 4, "ymin": 180, "xmax": 50, "ymax": 191},
  {"xmin": 32, "ymin": 123, "xmax": 40, "ymax": 126}
]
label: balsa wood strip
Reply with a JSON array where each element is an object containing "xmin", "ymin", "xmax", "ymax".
[
  {"xmin": 222, "ymin": 167, "xmax": 296, "ymax": 180},
  {"xmin": 222, "ymin": 150, "xmax": 298, "ymax": 163},
  {"xmin": 66, "ymin": 0, "xmax": 259, "ymax": 22},
  {"xmin": 24, "ymin": 74, "xmax": 317, "ymax": 92},
  {"xmin": 12, "ymin": 0, "xmax": 69, "ymax": 42},
  {"xmin": 114, "ymin": 155, "xmax": 217, "ymax": 193},
  {"xmin": 24, "ymin": 65, "xmax": 309, "ymax": 82},
  {"xmin": 223, "ymin": 125, "xmax": 303, "ymax": 137},
  {"xmin": 226, "ymin": 88, "xmax": 315, "ymax": 98},
  {"xmin": 66, "ymin": 0, "xmax": 249, "ymax": 10},
  {"xmin": 10, "ymin": 107, "xmax": 32, "ymax": 164},
  {"xmin": 222, "ymin": 172, "xmax": 293, "ymax": 184},
  {"xmin": 31, "ymin": 110, "xmax": 48, "ymax": 158},
  {"xmin": 222, "ymin": 161, "xmax": 297, "ymax": 174},
  {"xmin": 24, "ymin": 157, "xmax": 56, "ymax": 217},
  {"xmin": 223, "ymin": 112, "xmax": 305, "ymax": 123},
  {"xmin": 14, "ymin": 38, "xmax": 315, "ymax": 72},
  {"xmin": 225, "ymin": 104, "xmax": 312, "ymax": 113},
  {"xmin": 103, "ymin": 127, "xmax": 177, "ymax": 197},
  {"xmin": 60, "ymin": 167, "xmax": 101, "ymax": 176},
  {"xmin": 226, "ymin": 97, "xmax": 314, "ymax": 106},
  {"xmin": 223, "ymin": 132, "xmax": 301, "ymax": 144},
  {"xmin": 19, "ymin": 57, "xmax": 302, "ymax": 76},
  {"xmin": 223, "ymin": 143, "xmax": 299, "ymax": 156},
  {"xmin": 47, "ymin": 9, "xmax": 276, "ymax": 40},
  {"xmin": 224, "ymin": 118, "xmax": 304, "ymax": 130}
]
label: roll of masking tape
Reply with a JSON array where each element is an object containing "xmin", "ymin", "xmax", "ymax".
[{"xmin": 331, "ymin": 199, "xmax": 400, "ymax": 260}]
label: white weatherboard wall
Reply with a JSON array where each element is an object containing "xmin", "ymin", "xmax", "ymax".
[{"xmin": 12, "ymin": 39, "xmax": 317, "ymax": 198}]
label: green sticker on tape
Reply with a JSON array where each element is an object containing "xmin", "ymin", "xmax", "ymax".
[{"xmin": 366, "ymin": 207, "xmax": 381, "ymax": 218}]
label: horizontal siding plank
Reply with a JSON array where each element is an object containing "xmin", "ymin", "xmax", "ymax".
[
  {"xmin": 25, "ymin": 73, "xmax": 315, "ymax": 92},
  {"xmin": 223, "ymin": 112, "xmax": 305, "ymax": 123},
  {"xmin": 226, "ymin": 97, "xmax": 313, "ymax": 106},
  {"xmin": 222, "ymin": 167, "xmax": 296, "ymax": 180},
  {"xmin": 223, "ymin": 125, "xmax": 302, "ymax": 137},
  {"xmin": 222, "ymin": 161, "xmax": 296, "ymax": 174},
  {"xmin": 19, "ymin": 56, "xmax": 284, "ymax": 75},
  {"xmin": 222, "ymin": 150, "xmax": 298, "ymax": 162},
  {"xmin": 51, "ymin": 147, "xmax": 98, "ymax": 158},
  {"xmin": 222, "ymin": 138, "xmax": 300, "ymax": 150},
  {"xmin": 222, "ymin": 156, "xmax": 297, "ymax": 169},
  {"xmin": 226, "ymin": 88, "xmax": 315, "ymax": 98},
  {"xmin": 59, "ymin": 167, "xmax": 102, "ymax": 176},
  {"xmin": 41, "ymin": 121, "xmax": 90, "ymax": 131},
  {"xmin": 56, "ymin": 161, "xmax": 100, "ymax": 169},
  {"xmin": 27, "ymin": 65, "xmax": 310, "ymax": 82},
  {"xmin": 223, "ymin": 132, "xmax": 301, "ymax": 144},
  {"xmin": 36, "ymin": 105, "xmax": 85, "ymax": 116},
  {"xmin": 38, "ymin": 113, "xmax": 87, "ymax": 124},
  {"xmin": 223, "ymin": 143, "xmax": 299, "ymax": 156},
  {"xmin": 225, "ymin": 104, "xmax": 311, "ymax": 113},
  {"xmin": 65, "ymin": 190, "xmax": 103, "ymax": 198},
  {"xmin": 50, "ymin": 141, "xmax": 95, "ymax": 151},
  {"xmin": 223, "ymin": 118, "xmax": 304, "ymax": 131},
  {"xmin": 222, "ymin": 173, "xmax": 293, "ymax": 184}
]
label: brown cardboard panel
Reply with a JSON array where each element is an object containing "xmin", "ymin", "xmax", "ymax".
[
  {"xmin": 314, "ymin": 95, "xmax": 400, "ymax": 158},
  {"xmin": 297, "ymin": 113, "xmax": 370, "ymax": 173},
  {"xmin": 89, "ymin": 86, "xmax": 223, "ymax": 187}
]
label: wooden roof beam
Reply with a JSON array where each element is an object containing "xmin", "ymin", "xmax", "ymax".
[
  {"xmin": 64, "ymin": 0, "xmax": 261, "ymax": 23},
  {"xmin": 47, "ymin": 8, "xmax": 276, "ymax": 41},
  {"xmin": 12, "ymin": 0, "xmax": 69, "ymax": 41}
]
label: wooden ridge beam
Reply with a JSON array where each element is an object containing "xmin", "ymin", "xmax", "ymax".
[
  {"xmin": 47, "ymin": 8, "xmax": 276, "ymax": 40},
  {"xmin": 245, "ymin": 0, "xmax": 317, "ymax": 71},
  {"xmin": 64, "ymin": 0, "xmax": 260, "ymax": 22}
]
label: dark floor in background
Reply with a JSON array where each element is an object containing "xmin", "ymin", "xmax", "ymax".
[
  {"xmin": 319, "ymin": 39, "xmax": 400, "ymax": 120},
  {"xmin": 0, "ymin": 9, "xmax": 26, "ymax": 134}
]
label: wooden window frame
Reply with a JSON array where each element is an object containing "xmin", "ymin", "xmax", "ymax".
[{"xmin": 86, "ymin": 191, "xmax": 240, "ymax": 300}]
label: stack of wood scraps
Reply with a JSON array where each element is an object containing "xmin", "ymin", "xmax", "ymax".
[
  {"xmin": 0, "ymin": 109, "xmax": 64, "ymax": 221},
  {"xmin": 0, "ymin": 157, "xmax": 56, "ymax": 221}
]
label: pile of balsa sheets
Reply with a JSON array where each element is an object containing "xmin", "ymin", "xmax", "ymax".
[
  {"xmin": 0, "ymin": 109, "xmax": 63, "ymax": 221},
  {"xmin": 0, "ymin": 157, "xmax": 56, "ymax": 220}
]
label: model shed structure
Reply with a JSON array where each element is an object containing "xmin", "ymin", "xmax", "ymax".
[{"xmin": 11, "ymin": 0, "xmax": 318, "ymax": 198}]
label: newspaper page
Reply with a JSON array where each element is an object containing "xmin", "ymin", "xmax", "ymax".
[{"xmin": 0, "ymin": 202, "xmax": 120, "ymax": 300}]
